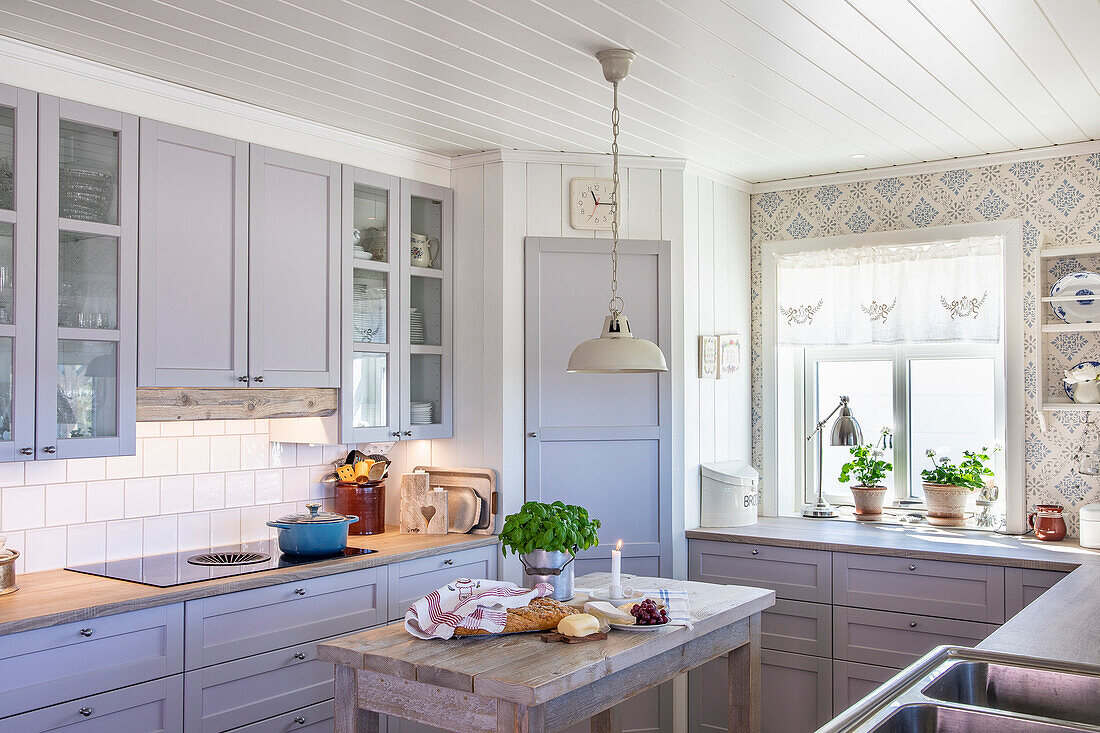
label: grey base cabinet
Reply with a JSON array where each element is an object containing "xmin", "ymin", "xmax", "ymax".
[
  {"xmin": 0, "ymin": 675, "xmax": 183, "ymax": 733},
  {"xmin": 832, "ymin": 660, "xmax": 897, "ymax": 712}
]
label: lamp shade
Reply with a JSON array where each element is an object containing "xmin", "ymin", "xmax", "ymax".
[
  {"xmin": 567, "ymin": 315, "xmax": 668, "ymax": 374},
  {"xmin": 830, "ymin": 402, "xmax": 862, "ymax": 446}
]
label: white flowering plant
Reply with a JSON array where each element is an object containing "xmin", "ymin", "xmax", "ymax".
[
  {"xmin": 838, "ymin": 434, "xmax": 893, "ymax": 488},
  {"xmin": 921, "ymin": 447, "xmax": 997, "ymax": 491}
]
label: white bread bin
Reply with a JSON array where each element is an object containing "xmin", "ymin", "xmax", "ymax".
[
  {"xmin": 700, "ymin": 460, "xmax": 759, "ymax": 527},
  {"xmin": 1080, "ymin": 503, "xmax": 1100, "ymax": 549}
]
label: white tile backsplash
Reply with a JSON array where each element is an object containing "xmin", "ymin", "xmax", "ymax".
[{"xmin": 0, "ymin": 422, "xmax": 350, "ymax": 572}]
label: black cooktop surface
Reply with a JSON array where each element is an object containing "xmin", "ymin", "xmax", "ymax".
[{"xmin": 65, "ymin": 539, "xmax": 375, "ymax": 587}]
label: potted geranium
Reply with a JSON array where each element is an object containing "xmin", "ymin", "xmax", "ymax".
[
  {"xmin": 921, "ymin": 447, "xmax": 997, "ymax": 526},
  {"xmin": 839, "ymin": 434, "xmax": 893, "ymax": 521},
  {"xmin": 500, "ymin": 501, "xmax": 601, "ymax": 601}
]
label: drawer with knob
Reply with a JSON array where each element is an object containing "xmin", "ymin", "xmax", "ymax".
[
  {"xmin": 832, "ymin": 553, "xmax": 1005, "ymax": 622},
  {"xmin": 688, "ymin": 539, "xmax": 831, "ymax": 603},
  {"xmin": 183, "ymin": 636, "xmax": 345, "ymax": 732},
  {"xmin": 387, "ymin": 544, "xmax": 498, "ymax": 621},
  {"xmin": 0, "ymin": 604, "xmax": 183, "ymax": 718},
  {"xmin": 226, "ymin": 699, "xmax": 334, "ymax": 732},
  {"xmin": 833, "ymin": 606, "xmax": 997, "ymax": 669},
  {"xmin": 0, "ymin": 675, "xmax": 183, "ymax": 732},
  {"xmin": 184, "ymin": 566, "xmax": 385, "ymax": 669}
]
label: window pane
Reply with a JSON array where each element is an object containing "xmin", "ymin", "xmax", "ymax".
[
  {"xmin": 909, "ymin": 358, "xmax": 996, "ymax": 499},
  {"xmin": 0, "ymin": 337, "xmax": 11, "ymax": 441},
  {"xmin": 0, "ymin": 105, "xmax": 13, "ymax": 211},
  {"xmin": 816, "ymin": 360, "xmax": 894, "ymax": 497},
  {"xmin": 353, "ymin": 184, "xmax": 387, "ymax": 262},
  {"xmin": 410, "ymin": 195, "xmax": 442, "ymax": 270},
  {"xmin": 0, "ymin": 222, "xmax": 12, "ymax": 324},
  {"xmin": 59, "ymin": 231, "xmax": 118, "ymax": 329},
  {"xmin": 58, "ymin": 339, "xmax": 117, "ymax": 438},
  {"xmin": 352, "ymin": 352, "xmax": 388, "ymax": 428},
  {"xmin": 352, "ymin": 269, "xmax": 387, "ymax": 344}
]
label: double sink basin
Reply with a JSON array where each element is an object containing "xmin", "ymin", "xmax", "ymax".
[{"xmin": 819, "ymin": 646, "xmax": 1100, "ymax": 733}]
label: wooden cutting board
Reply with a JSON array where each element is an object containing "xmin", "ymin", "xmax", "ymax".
[{"xmin": 539, "ymin": 631, "xmax": 607, "ymax": 644}]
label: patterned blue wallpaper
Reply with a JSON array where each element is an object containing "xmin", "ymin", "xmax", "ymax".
[{"xmin": 750, "ymin": 152, "xmax": 1100, "ymax": 536}]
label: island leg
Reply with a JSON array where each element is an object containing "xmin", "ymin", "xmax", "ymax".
[
  {"xmin": 591, "ymin": 706, "xmax": 623, "ymax": 732},
  {"xmin": 335, "ymin": 665, "xmax": 380, "ymax": 733},
  {"xmin": 727, "ymin": 613, "xmax": 761, "ymax": 733},
  {"xmin": 497, "ymin": 700, "xmax": 546, "ymax": 732}
]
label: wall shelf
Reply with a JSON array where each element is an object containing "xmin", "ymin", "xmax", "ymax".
[
  {"xmin": 1040, "ymin": 322, "xmax": 1100, "ymax": 333},
  {"xmin": 1039, "ymin": 243, "xmax": 1100, "ymax": 259}
]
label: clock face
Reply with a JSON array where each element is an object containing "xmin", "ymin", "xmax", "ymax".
[{"xmin": 570, "ymin": 177, "xmax": 618, "ymax": 230}]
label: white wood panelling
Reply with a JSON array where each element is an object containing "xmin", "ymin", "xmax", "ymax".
[{"xmin": 0, "ymin": 1, "xmax": 1096, "ymax": 183}]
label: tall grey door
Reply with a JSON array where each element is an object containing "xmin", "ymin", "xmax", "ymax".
[{"xmin": 524, "ymin": 237, "xmax": 672, "ymax": 578}]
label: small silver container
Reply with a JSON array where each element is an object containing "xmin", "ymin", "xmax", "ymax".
[
  {"xmin": 519, "ymin": 549, "xmax": 575, "ymax": 601},
  {"xmin": 0, "ymin": 549, "xmax": 19, "ymax": 596}
]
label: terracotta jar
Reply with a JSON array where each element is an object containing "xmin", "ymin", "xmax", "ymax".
[
  {"xmin": 335, "ymin": 480, "xmax": 386, "ymax": 535},
  {"xmin": 922, "ymin": 483, "xmax": 971, "ymax": 527},
  {"xmin": 1028, "ymin": 504, "xmax": 1067, "ymax": 542},
  {"xmin": 850, "ymin": 486, "xmax": 887, "ymax": 521}
]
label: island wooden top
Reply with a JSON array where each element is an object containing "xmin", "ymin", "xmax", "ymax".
[
  {"xmin": 0, "ymin": 529, "xmax": 498, "ymax": 636},
  {"xmin": 688, "ymin": 517, "xmax": 1100, "ymax": 571},
  {"xmin": 318, "ymin": 574, "xmax": 774, "ymax": 706}
]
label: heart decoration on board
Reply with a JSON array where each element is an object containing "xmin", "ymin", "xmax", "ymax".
[{"xmin": 420, "ymin": 506, "xmax": 437, "ymax": 526}]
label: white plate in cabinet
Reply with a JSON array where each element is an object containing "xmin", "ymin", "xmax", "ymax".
[
  {"xmin": 833, "ymin": 607, "xmax": 997, "ymax": 669},
  {"xmin": 762, "ymin": 599, "xmax": 832, "ymax": 657},
  {"xmin": 387, "ymin": 545, "xmax": 497, "ymax": 621},
  {"xmin": 832, "ymin": 553, "xmax": 1005, "ymax": 623},
  {"xmin": 1005, "ymin": 567, "xmax": 1068, "ymax": 619},
  {"xmin": 0, "ymin": 674, "xmax": 183, "ymax": 733},
  {"xmin": 227, "ymin": 700, "xmax": 334, "ymax": 733},
  {"xmin": 183, "ymin": 635, "xmax": 344, "ymax": 732},
  {"xmin": 184, "ymin": 566, "xmax": 385, "ymax": 669},
  {"xmin": 833, "ymin": 660, "xmax": 898, "ymax": 715},
  {"xmin": 688, "ymin": 539, "xmax": 831, "ymax": 603},
  {"xmin": 0, "ymin": 604, "xmax": 183, "ymax": 717}
]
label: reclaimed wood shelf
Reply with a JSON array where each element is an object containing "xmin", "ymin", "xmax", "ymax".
[{"xmin": 136, "ymin": 387, "xmax": 338, "ymax": 422}]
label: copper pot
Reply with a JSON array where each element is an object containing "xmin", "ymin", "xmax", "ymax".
[{"xmin": 1028, "ymin": 504, "xmax": 1067, "ymax": 541}]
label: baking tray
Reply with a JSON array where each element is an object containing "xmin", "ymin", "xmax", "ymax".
[{"xmin": 413, "ymin": 466, "xmax": 498, "ymax": 535}]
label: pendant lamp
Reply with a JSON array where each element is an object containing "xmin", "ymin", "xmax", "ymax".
[{"xmin": 567, "ymin": 49, "xmax": 668, "ymax": 374}]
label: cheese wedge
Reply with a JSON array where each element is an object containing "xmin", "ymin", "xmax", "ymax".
[
  {"xmin": 557, "ymin": 613, "xmax": 601, "ymax": 637},
  {"xmin": 584, "ymin": 601, "xmax": 635, "ymax": 626}
]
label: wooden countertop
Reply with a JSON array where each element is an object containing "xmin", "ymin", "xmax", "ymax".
[
  {"xmin": 0, "ymin": 529, "xmax": 498, "ymax": 636},
  {"xmin": 688, "ymin": 517, "xmax": 1100, "ymax": 571}
]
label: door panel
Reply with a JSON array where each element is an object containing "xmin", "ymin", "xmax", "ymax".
[
  {"xmin": 138, "ymin": 120, "xmax": 247, "ymax": 387},
  {"xmin": 524, "ymin": 238, "xmax": 671, "ymax": 576},
  {"xmin": 248, "ymin": 146, "xmax": 340, "ymax": 388}
]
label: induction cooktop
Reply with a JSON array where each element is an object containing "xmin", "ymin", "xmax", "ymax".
[{"xmin": 65, "ymin": 539, "xmax": 375, "ymax": 587}]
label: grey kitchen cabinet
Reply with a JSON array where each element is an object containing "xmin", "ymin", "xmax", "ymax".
[
  {"xmin": 762, "ymin": 598, "xmax": 832, "ymax": 657},
  {"xmin": 0, "ymin": 675, "xmax": 183, "ymax": 733},
  {"xmin": 689, "ymin": 649, "xmax": 832, "ymax": 733},
  {"xmin": 689, "ymin": 539, "xmax": 831, "ymax": 603},
  {"xmin": 832, "ymin": 606, "xmax": 996, "ymax": 669},
  {"xmin": 1005, "ymin": 567, "xmax": 1067, "ymax": 619},
  {"xmin": 0, "ymin": 603, "xmax": 183, "ymax": 718},
  {"xmin": 248, "ymin": 145, "xmax": 341, "ymax": 388},
  {"xmin": 227, "ymin": 700, "xmax": 334, "ymax": 732},
  {"xmin": 139, "ymin": 135, "xmax": 340, "ymax": 389},
  {"xmin": 386, "ymin": 544, "xmax": 497, "ymax": 621},
  {"xmin": 833, "ymin": 660, "xmax": 898, "ymax": 713},
  {"xmin": 0, "ymin": 85, "xmax": 136, "ymax": 463},
  {"xmin": 138, "ymin": 120, "xmax": 248, "ymax": 388}
]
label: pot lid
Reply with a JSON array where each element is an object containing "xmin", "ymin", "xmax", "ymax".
[
  {"xmin": 274, "ymin": 502, "xmax": 349, "ymax": 524},
  {"xmin": 1080, "ymin": 503, "xmax": 1100, "ymax": 521}
]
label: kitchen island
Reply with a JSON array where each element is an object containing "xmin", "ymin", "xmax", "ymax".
[{"xmin": 319, "ymin": 574, "xmax": 774, "ymax": 733}]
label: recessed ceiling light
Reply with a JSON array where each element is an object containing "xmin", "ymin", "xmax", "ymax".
[{"xmin": 850, "ymin": 153, "xmax": 868, "ymax": 160}]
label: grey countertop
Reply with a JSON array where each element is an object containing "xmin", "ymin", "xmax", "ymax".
[{"xmin": 689, "ymin": 517, "xmax": 1100, "ymax": 667}]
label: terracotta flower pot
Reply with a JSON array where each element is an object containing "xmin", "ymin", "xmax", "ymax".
[
  {"xmin": 923, "ymin": 483, "xmax": 972, "ymax": 527},
  {"xmin": 850, "ymin": 486, "xmax": 887, "ymax": 521}
]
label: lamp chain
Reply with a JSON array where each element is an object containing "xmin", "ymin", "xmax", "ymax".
[{"xmin": 609, "ymin": 80, "xmax": 622, "ymax": 317}]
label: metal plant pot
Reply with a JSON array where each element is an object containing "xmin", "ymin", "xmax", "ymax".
[{"xmin": 519, "ymin": 549, "xmax": 575, "ymax": 601}]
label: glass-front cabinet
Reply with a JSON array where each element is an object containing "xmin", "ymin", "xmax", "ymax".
[{"xmin": 35, "ymin": 95, "xmax": 136, "ymax": 459}]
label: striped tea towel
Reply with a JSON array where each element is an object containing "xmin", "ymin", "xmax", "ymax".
[
  {"xmin": 627, "ymin": 588, "xmax": 694, "ymax": 630},
  {"xmin": 404, "ymin": 578, "xmax": 554, "ymax": 640}
]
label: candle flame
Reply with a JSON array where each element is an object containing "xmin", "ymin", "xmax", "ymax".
[{"xmin": 615, "ymin": 539, "xmax": 623, "ymax": 551}]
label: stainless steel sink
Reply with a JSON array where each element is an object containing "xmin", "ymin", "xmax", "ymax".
[
  {"xmin": 868, "ymin": 704, "xmax": 1094, "ymax": 733},
  {"xmin": 923, "ymin": 661, "xmax": 1100, "ymax": 726},
  {"xmin": 818, "ymin": 647, "xmax": 1100, "ymax": 733}
]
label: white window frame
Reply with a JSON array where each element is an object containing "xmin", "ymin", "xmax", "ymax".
[
  {"xmin": 761, "ymin": 221, "xmax": 1025, "ymax": 533},
  {"xmin": 802, "ymin": 343, "xmax": 1006, "ymax": 508}
]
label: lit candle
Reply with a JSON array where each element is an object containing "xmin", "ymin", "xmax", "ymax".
[{"xmin": 610, "ymin": 539, "xmax": 623, "ymax": 599}]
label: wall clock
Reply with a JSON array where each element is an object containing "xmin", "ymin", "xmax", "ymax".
[{"xmin": 569, "ymin": 177, "xmax": 621, "ymax": 230}]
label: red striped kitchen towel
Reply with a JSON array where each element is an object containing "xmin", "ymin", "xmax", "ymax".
[{"xmin": 404, "ymin": 578, "xmax": 554, "ymax": 640}]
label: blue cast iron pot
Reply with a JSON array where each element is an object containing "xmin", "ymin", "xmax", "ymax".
[{"xmin": 266, "ymin": 502, "xmax": 360, "ymax": 556}]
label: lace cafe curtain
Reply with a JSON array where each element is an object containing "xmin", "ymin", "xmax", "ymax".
[{"xmin": 774, "ymin": 236, "xmax": 1003, "ymax": 347}]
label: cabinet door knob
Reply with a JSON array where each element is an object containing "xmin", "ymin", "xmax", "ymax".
[
  {"xmin": 751, "ymin": 549, "xmax": 759, "ymax": 555},
  {"xmin": 79, "ymin": 628, "xmax": 93, "ymax": 637},
  {"xmin": 391, "ymin": 431, "xmax": 401, "ymax": 437},
  {"xmin": 42, "ymin": 445, "xmax": 56, "ymax": 454},
  {"xmin": 294, "ymin": 588, "xmax": 306, "ymax": 596},
  {"xmin": 78, "ymin": 707, "xmax": 93, "ymax": 717},
  {"xmin": 909, "ymin": 620, "xmax": 918, "ymax": 628},
  {"xmin": 908, "ymin": 564, "xmax": 917, "ymax": 571},
  {"xmin": 253, "ymin": 376, "xmax": 264, "ymax": 383},
  {"xmin": 403, "ymin": 431, "xmax": 413, "ymax": 436},
  {"xmin": 293, "ymin": 652, "xmax": 307, "ymax": 660},
  {"xmin": 19, "ymin": 447, "xmax": 32, "ymax": 455},
  {"xmin": 294, "ymin": 717, "xmax": 307, "ymax": 725},
  {"xmin": 443, "ymin": 558, "xmax": 454, "ymax": 566},
  {"xmin": 237, "ymin": 376, "xmax": 249, "ymax": 382},
  {"xmin": 528, "ymin": 432, "xmax": 538, "ymax": 438}
]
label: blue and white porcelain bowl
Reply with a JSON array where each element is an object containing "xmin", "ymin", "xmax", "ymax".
[{"xmin": 1050, "ymin": 271, "xmax": 1100, "ymax": 323}]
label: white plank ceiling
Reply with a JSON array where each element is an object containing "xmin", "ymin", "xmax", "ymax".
[{"xmin": 1, "ymin": 0, "xmax": 1097, "ymax": 182}]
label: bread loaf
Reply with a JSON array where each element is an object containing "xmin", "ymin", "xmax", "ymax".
[{"xmin": 454, "ymin": 597, "xmax": 578, "ymax": 636}]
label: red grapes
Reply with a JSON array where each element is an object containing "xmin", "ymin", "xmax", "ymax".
[{"xmin": 629, "ymin": 599, "xmax": 669, "ymax": 626}]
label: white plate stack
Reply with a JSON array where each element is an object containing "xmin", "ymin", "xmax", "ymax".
[
  {"xmin": 410, "ymin": 401, "xmax": 434, "ymax": 425},
  {"xmin": 410, "ymin": 308, "xmax": 425, "ymax": 344},
  {"xmin": 353, "ymin": 285, "xmax": 386, "ymax": 343}
]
